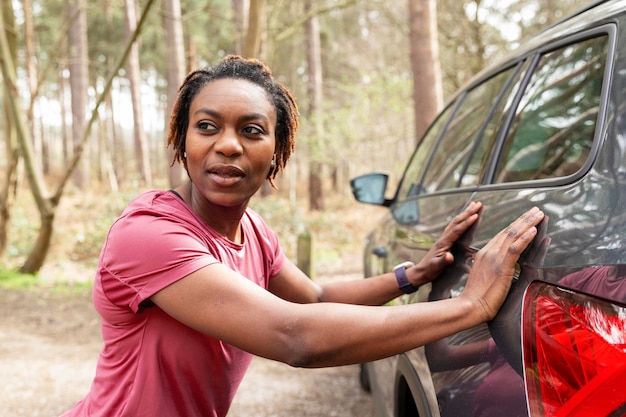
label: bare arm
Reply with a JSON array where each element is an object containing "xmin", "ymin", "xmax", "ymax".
[
  {"xmin": 269, "ymin": 201, "xmax": 485, "ymax": 306},
  {"xmin": 150, "ymin": 206, "xmax": 544, "ymax": 369}
]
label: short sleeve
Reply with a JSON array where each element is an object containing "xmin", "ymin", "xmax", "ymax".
[{"xmin": 99, "ymin": 207, "xmax": 219, "ymax": 313}]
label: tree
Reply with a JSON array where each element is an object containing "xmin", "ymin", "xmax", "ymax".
[
  {"xmin": 305, "ymin": 0, "xmax": 324, "ymax": 211},
  {"xmin": 67, "ymin": 0, "xmax": 90, "ymax": 189},
  {"xmin": 0, "ymin": 0, "xmax": 158, "ymax": 273},
  {"xmin": 2, "ymin": 0, "xmax": 598, "ymax": 273},
  {"xmin": 162, "ymin": 0, "xmax": 186, "ymax": 188},
  {"xmin": 231, "ymin": 0, "xmax": 248, "ymax": 55},
  {"xmin": 408, "ymin": 0, "xmax": 443, "ymax": 143},
  {"xmin": 243, "ymin": 0, "xmax": 266, "ymax": 58},
  {"xmin": 22, "ymin": 0, "xmax": 44, "ymax": 174},
  {"xmin": 124, "ymin": 0, "xmax": 152, "ymax": 186},
  {"xmin": 0, "ymin": 0, "xmax": 19, "ymax": 258},
  {"xmin": 100, "ymin": 1, "xmax": 120, "ymax": 192}
]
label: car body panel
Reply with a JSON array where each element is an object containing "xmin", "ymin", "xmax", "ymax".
[{"xmin": 353, "ymin": 2, "xmax": 626, "ymax": 416}]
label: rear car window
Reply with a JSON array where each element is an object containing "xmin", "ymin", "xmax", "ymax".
[
  {"xmin": 494, "ymin": 35, "xmax": 608, "ymax": 183},
  {"xmin": 396, "ymin": 32, "xmax": 609, "ymax": 201},
  {"xmin": 396, "ymin": 102, "xmax": 457, "ymax": 200},
  {"xmin": 420, "ymin": 65, "xmax": 522, "ymax": 192}
]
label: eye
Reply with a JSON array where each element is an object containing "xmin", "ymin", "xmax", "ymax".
[
  {"xmin": 242, "ymin": 125, "xmax": 264, "ymax": 136},
  {"xmin": 197, "ymin": 121, "xmax": 217, "ymax": 132}
]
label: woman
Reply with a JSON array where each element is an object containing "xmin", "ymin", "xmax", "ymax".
[{"xmin": 61, "ymin": 55, "xmax": 544, "ymax": 417}]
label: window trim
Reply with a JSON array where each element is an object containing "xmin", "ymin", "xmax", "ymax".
[
  {"xmin": 393, "ymin": 24, "xmax": 617, "ymax": 202},
  {"xmin": 481, "ymin": 24, "xmax": 616, "ymax": 190},
  {"xmin": 453, "ymin": 62, "xmax": 527, "ymax": 189}
]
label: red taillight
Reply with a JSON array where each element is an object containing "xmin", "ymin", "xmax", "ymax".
[{"xmin": 522, "ymin": 282, "xmax": 626, "ymax": 417}]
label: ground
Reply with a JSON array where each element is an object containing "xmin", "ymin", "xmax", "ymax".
[{"xmin": 0, "ymin": 272, "xmax": 375, "ymax": 417}]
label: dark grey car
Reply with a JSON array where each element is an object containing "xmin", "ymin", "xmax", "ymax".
[{"xmin": 351, "ymin": 2, "xmax": 626, "ymax": 416}]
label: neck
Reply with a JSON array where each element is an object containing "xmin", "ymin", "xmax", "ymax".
[{"xmin": 176, "ymin": 181, "xmax": 246, "ymax": 243}]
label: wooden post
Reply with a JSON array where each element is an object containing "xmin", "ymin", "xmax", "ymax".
[{"xmin": 297, "ymin": 230, "xmax": 314, "ymax": 280}]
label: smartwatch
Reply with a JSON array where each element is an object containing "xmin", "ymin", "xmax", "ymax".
[{"xmin": 394, "ymin": 261, "xmax": 419, "ymax": 294}]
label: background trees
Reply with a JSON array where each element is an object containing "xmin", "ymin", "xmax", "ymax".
[{"xmin": 0, "ymin": 0, "xmax": 590, "ymax": 273}]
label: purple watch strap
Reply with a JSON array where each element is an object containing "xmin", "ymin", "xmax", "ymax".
[{"xmin": 394, "ymin": 263, "xmax": 418, "ymax": 294}]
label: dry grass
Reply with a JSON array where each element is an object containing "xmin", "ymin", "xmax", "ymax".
[{"xmin": 4, "ymin": 182, "xmax": 387, "ymax": 282}]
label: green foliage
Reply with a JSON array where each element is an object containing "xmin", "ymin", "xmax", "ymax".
[
  {"xmin": 5, "ymin": 187, "xmax": 139, "ymax": 271},
  {"xmin": 250, "ymin": 192, "xmax": 383, "ymax": 272},
  {"xmin": 0, "ymin": 268, "xmax": 39, "ymax": 288},
  {"xmin": 295, "ymin": 68, "xmax": 414, "ymax": 194},
  {"xmin": 250, "ymin": 195, "xmax": 308, "ymax": 260},
  {"xmin": 0, "ymin": 266, "xmax": 92, "ymax": 292}
]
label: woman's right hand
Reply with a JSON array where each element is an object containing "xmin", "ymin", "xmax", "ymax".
[{"xmin": 461, "ymin": 207, "xmax": 545, "ymax": 322}]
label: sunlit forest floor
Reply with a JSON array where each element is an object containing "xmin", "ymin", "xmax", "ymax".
[{"xmin": 0, "ymin": 274, "xmax": 375, "ymax": 417}]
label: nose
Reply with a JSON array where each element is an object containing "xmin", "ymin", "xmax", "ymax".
[{"xmin": 214, "ymin": 128, "xmax": 243, "ymax": 157}]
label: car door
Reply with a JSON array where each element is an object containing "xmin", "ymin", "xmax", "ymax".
[
  {"xmin": 363, "ymin": 54, "xmax": 535, "ymax": 417},
  {"xmin": 420, "ymin": 27, "xmax": 613, "ymax": 417}
]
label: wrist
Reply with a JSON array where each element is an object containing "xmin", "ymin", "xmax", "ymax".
[
  {"xmin": 393, "ymin": 261, "xmax": 419, "ymax": 294},
  {"xmin": 407, "ymin": 262, "xmax": 429, "ymax": 287}
]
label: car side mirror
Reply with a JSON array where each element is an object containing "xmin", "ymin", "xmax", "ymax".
[{"xmin": 350, "ymin": 173, "xmax": 392, "ymax": 206}]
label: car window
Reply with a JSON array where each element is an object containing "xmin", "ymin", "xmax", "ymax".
[
  {"xmin": 493, "ymin": 35, "xmax": 608, "ymax": 183},
  {"xmin": 396, "ymin": 102, "xmax": 456, "ymax": 200},
  {"xmin": 420, "ymin": 66, "xmax": 521, "ymax": 193},
  {"xmin": 461, "ymin": 61, "xmax": 533, "ymax": 187}
]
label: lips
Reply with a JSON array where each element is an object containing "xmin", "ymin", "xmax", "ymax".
[
  {"xmin": 208, "ymin": 164, "xmax": 245, "ymax": 178},
  {"xmin": 207, "ymin": 164, "xmax": 246, "ymax": 186}
]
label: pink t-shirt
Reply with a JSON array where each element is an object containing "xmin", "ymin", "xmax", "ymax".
[{"xmin": 61, "ymin": 190, "xmax": 285, "ymax": 417}]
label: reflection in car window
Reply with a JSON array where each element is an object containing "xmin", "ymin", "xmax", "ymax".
[
  {"xmin": 396, "ymin": 102, "xmax": 456, "ymax": 201},
  {"xmin": 463, "ymin": 61, "xmax": 531, "ymax": 187},
  {"xmin": 421, "ymin": 66, "xmax": 519, "ymax": 193},
  {"xmin": 494, "ymin": 35, "xmax": 608, "ymax": 183}
]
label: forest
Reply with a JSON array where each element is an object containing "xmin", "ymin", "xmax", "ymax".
[{"xmin": 0, "ymin": 0, "xmax": 591, "ymax": 276}]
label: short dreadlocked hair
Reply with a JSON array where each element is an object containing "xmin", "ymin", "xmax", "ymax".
[{"xmin": 167, "ymin": 55, "xmax": 299, "ymax": 189}]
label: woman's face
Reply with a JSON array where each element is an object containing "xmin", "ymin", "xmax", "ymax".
[{"xmin": 185, "ymin": 78, "xmax": 276, "ymax": 208}]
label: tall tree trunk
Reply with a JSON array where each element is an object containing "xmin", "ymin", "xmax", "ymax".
[
  {"xmin": 242, "ymin": 0, "xmax": 272, "ymax": 196},
  {"xmin": 124, "ymin": 0, "xmax": 152, "ymax": 186},
  {"xmin": 243, "ymin": 0, "xmax": 266, "ymax": 59},
  {"xmin": 0, "ymin": 1, "xmax": 54, "ymax": 273},
  {"xmin": 60, "ymin": 69, "xmax": 70, "ymax": 162},
  {"xmin": 67, "ymin": 0, "xmax": 90, "ymax": 188},
  {"xmin": 103, "ymin": 0, "xmax": 120, "ymax": 189},
  {"xmin": 231, "ymin": 0, "xmax": 249, "ymax": 55},
  {"xmin": 98, "ymin": 115, "xmax": 119, "ymax": 192},
  {"xmin": 22, "ymin": 0, "xmax": 43, "ymax": 175},
  {"xmin": 162, "ymin": 0, "xmax": 186, "ymax": 188},
  {"xmin": 0, "ymin": 0, "xmax": 19, "ymax": 258},
  {"xmin": 305, "ymin": 0, "xmax": 324, "ymax": 211},
  {"xmin": 408, "ymin": 0, "xmax": 442, "ymax": 143}
]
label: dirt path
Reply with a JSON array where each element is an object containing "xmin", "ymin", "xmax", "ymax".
[{"xmin": 0, "ymin": 281, "xmax": 374, "ymax": 417}]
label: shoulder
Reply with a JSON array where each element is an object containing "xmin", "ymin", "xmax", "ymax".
[
  {"xmin": 243, "ymin": 206, "xmax": 266, "ymax": 224},
  {"xmin": 243, "ymin": 207, "xmax": 277, "ymax": 238},
  {"xmin": 122, "ymin": 189, "xmax": 185, "ymax": 215},
  {"xmin": 98, "ymin": 191, "xmax": 219, "ymax": 302},
  {"xmin": 115, "ymin": 190, "xmax": 198, "ymax": 229},
  {"xmin": 105, "ymin": 190, "xmax": 208, "ymax": 256}
]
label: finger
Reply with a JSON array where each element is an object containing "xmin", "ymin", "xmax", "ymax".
[
  {"xmin": 496, "ymin": 207, "xmax": 544, "ymax": 255},
  {"xmin": 513, "ymin": 207, "xmax": 544, "ymax": 242},
  {"xmin": 458, "ymin": 201, "xmax": 482, "ymax": 221},
  {"xmin": 507, "ymin": 223, "xmax": 539, "ymax": 257},
  {"xmin": 443, "ymin": 201, "xmax": 482, "ymax": 237}
]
